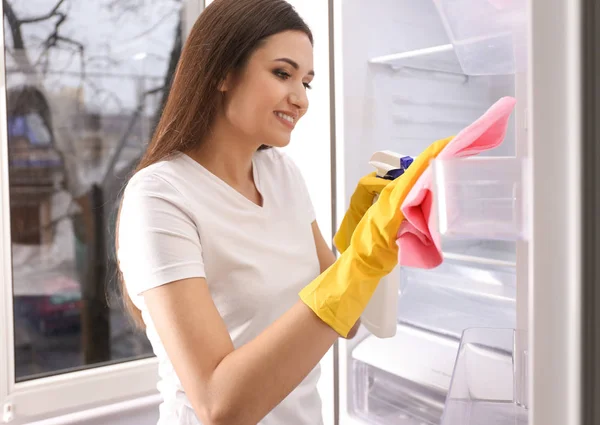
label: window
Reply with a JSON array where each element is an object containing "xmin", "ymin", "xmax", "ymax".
[{"xmin": 1, "ymin": 0, "xmax": 199, "ymax": 422}]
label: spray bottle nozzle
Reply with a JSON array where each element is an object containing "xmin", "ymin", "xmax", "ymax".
[{"xmin": 379, "ymin": 155, "xmax": 414, "ymax": 180}]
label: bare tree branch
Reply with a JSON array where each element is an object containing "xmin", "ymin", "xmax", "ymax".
[
  {"xmin": 120, "ymin": 9, "xmax": 178, "ymax": 43},
  {"xmin": 3, "ymin": 1, "xmax": 39, "ymax": 80},
  {"xmin": 19, "ymin": 0, "xmax": 66, "ymax": 24},
  {"xmin": 152, "ymin": 19, "xmax": 181, "ymax": 131},
  {"xmin": 28, "ymin": 8, "xmax": 87, "ymax": 84},
  {"xmin": 84, "ymin": 77, "xmax": 125, "ymax": 112},
  {"xmin": 2, "ymin": 0, "xmax": 69, "ymax": 75},
  {"xmin": 86, "ymin": 55, "xmax": 121, "ymax": 68},
  {"xmin": 146, "ymin": 85, "xmax": 166, "ymax": 96},
  {"xmin": 102, "ymin": 0, "xmax": 181, "ymax": 14},
  {"xmin": 102, "ymin": 83, "xmax": 166, "ymax": 186},
  {"xmin": 3, "ymin": 0, "xmax": 25, "ymax": 49}
]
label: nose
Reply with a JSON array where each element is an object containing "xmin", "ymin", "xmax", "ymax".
[{"xmin": 289, "ymin": 84, "xmax": 309, "ymax": 113}]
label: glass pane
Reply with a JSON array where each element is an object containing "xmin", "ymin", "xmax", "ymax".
[{"xmin": 5, "ymin": 0, "xmax": 183, "ymax": 381}]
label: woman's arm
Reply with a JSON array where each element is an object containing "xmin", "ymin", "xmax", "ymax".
[
  {"xmin": 144, "ymin": 221, "xmax": 343, "ymax": 425},
  {"xmin": 145, "ymin": 282, "xmax": 337, "ymax": 425},
  {"xmin": 311, "ymin": 220, "xmax": 360, "ymax": 339},
  {"xmin": 311, "ymin": 220, "xmax": 336, "ymax": 273}
]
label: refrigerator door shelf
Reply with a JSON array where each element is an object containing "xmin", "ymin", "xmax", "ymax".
[
  {"xmin": 440, "ymin": 327, "xmax": 528, "ymax": 425},
  {"xmin": 350, "ymin": 324, "xmax": 459, "ymax": 425},
  {"xmin": 351, "ymin": 361, "xmax": 445, "ymax": 425},
  {"xmin": 433, "ymin": 0, "xmax": 528, "ymax": 76},
  {"xmin": 433, "ymin": 157, "xmax": 528, "ymax": 241}
]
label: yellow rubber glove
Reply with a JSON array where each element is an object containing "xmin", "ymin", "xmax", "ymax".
[
  {"xmin": 333, "ymin": 172, "xmax": 391, "ymax": 254},
  {"xmin": 300, "ymin": 136, "xmax": 453, "ymax": 337}
]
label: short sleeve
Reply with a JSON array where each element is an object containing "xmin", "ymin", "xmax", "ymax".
[{"xmin": 117, "ymin": 174, "xmax": 205, "ymax": 298}]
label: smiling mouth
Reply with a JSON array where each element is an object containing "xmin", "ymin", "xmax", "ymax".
[{"xmin": 275, "ymin": 111, "xmax": 295, "ymax": 127}]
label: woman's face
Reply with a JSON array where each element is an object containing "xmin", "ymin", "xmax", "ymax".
[{"xmin": 220, "ymin": 30, "xmax": 314, "ymax": 148}]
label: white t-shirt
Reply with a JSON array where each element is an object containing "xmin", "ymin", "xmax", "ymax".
[{"xmin": 117, "ymin": 149, "xmax": 323, "ymax": 425}]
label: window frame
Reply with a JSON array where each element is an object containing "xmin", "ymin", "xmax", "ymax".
[{"xmin": 0, "ymin": 1, "xmax": 203, "ymax": 423}]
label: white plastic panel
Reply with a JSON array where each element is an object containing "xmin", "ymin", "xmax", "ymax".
[{"xmin": 529, "ymin": 0, "xmax": 583, "ymax": 423}]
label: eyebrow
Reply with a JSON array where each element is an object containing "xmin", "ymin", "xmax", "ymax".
[{"xmin": 273, "ymin": 58, "xmax": 315, "ymax": 76}]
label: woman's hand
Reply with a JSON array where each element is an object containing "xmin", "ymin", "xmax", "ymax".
[
  {"xmin": 300, "ymin": 136, "xmax": 454, "ymax": 337},
  {"xmin": 333, "ymin": 172, "xmax": 391, "ymax": 254}
]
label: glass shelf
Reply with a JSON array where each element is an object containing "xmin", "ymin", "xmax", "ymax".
[
  {"xmin": 369, "ymin": 44, "xmax": 465, "ymax": 75},
  {"xmin": 397, "ymin": 259, "xmax": 516, "ymax": 339}
]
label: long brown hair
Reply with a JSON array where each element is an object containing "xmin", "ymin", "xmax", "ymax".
[{"xmin": 117, "ymin": 0, "xmax": 313, "ymax": 328}]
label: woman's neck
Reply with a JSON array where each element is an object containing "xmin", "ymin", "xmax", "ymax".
[{"xmin": 187, "ymin": 119, "xmax": 260, "ymax": 189}]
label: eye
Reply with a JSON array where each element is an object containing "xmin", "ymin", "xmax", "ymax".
[
  {"xmin": 274, "ymin": 69, "xmax": 291, "ymax": 80},
  {"xmin": 274, "ymin": 69, "xmax": 312, "ymax": 90}
]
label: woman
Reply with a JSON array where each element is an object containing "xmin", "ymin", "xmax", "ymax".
[{"xmin": 117, "ymin": 0, "xmax": 444, "ymax": 423}]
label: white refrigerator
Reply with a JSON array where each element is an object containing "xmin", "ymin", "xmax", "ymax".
[
  {"xmin": 0, "ymin": 0, "xmax": 589, "ymax": 424},
  {"xmin": 317, "ymin": 1, "xmax": 590, "ymax": 425}
]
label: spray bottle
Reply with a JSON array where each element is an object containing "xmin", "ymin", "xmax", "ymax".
[{"xmin": 360, "ymin": 151, "xmax": 413, "ymax": 338}]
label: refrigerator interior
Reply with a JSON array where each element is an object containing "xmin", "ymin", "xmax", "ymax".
[{"xmin": 334, "ymin": 1, "xmax": 525, "ymax": 424}]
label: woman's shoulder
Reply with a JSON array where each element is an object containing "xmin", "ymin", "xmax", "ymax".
[
  {"xmin": 254, "ymin": 148, "xmax": 311, "ymax": 197},
  {"xmin": 255, "ymin": 147, "xmax": 300, "ymax": 174},
  {"xmin": 123, "ymin": 154, "xmax": 190, "ymax": 201},
  {"xmin": 119, "ymin": 157, "xmax": 195, "ymax": 235}
]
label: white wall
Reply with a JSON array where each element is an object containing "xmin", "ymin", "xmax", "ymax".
[{"xmin": 281, "ymin": 0, "xmax": 333, "ymax": 245}]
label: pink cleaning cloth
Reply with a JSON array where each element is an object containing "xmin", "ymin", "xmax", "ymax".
[{"xmin": 396, "ymin": 96, "xmax": 517, "ymax": 268}]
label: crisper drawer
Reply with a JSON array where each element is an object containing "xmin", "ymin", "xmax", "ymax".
[
  {"xmin": 397, "ymin": 258, "xmax": 516, "ymax": 339},
  {"xmin": 350, "ymin": 324, "xmax": 459, "ymax": 425}
]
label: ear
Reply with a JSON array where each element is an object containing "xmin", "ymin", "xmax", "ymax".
[{"xmin": 219, "ymin": 72, "xmax": 234, "ymax": 92}]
